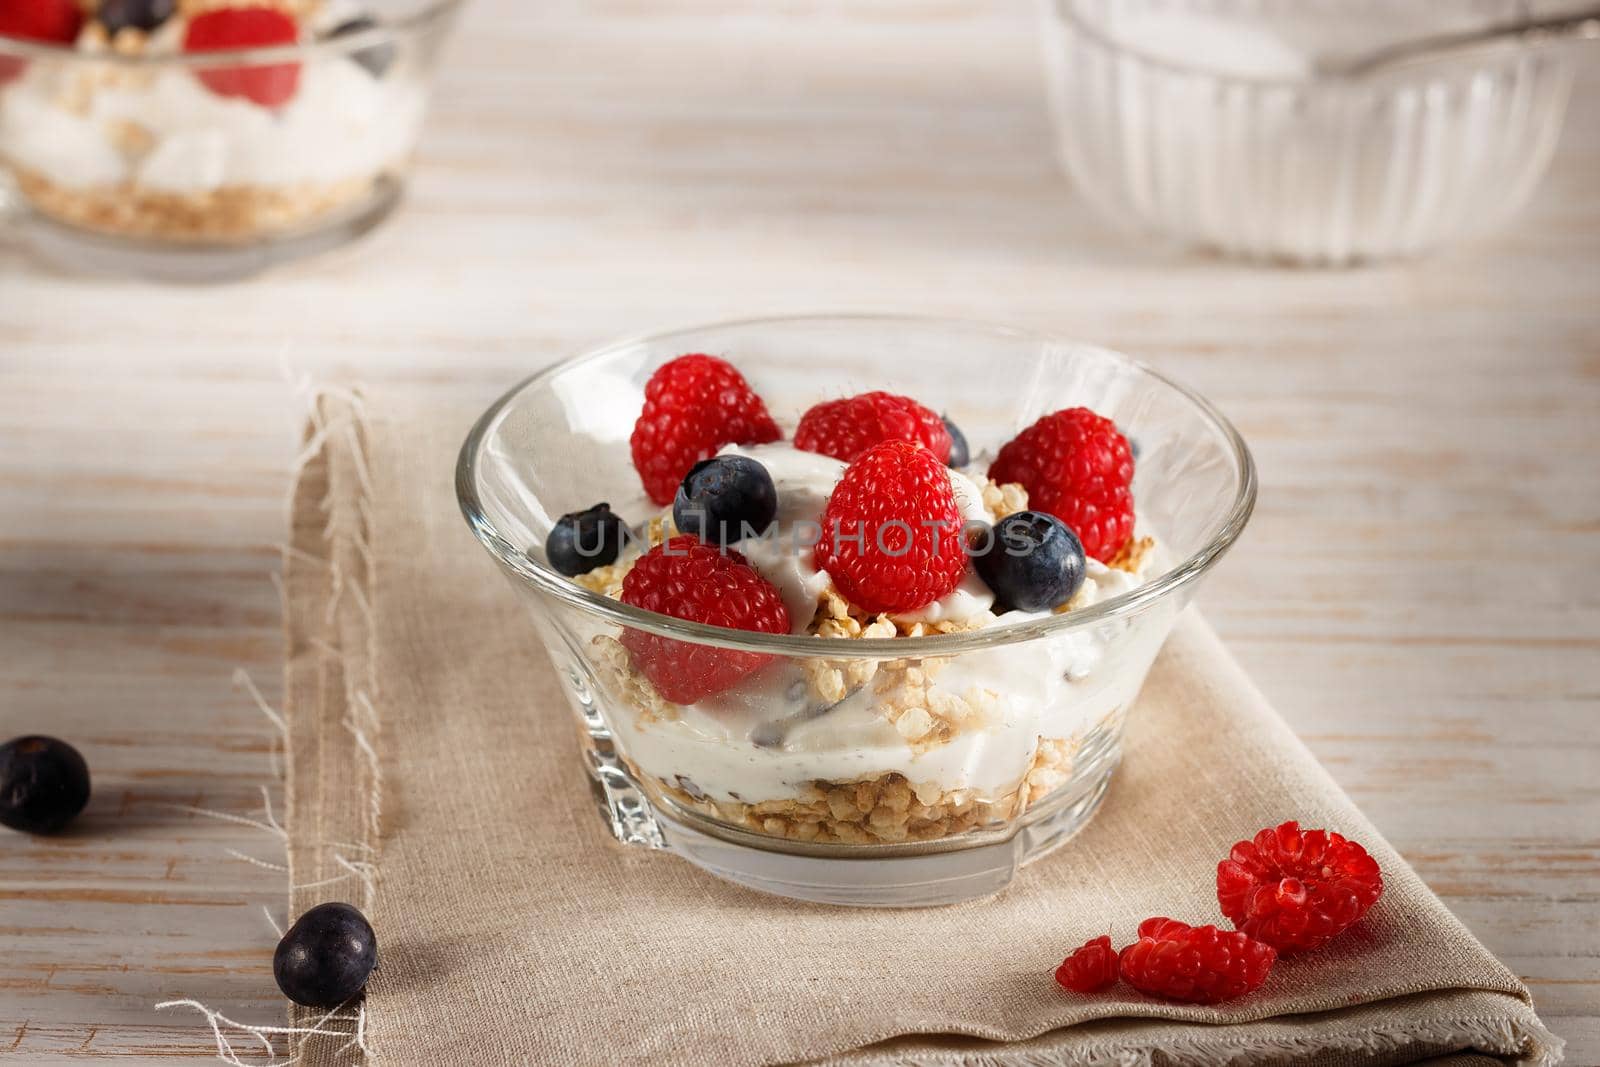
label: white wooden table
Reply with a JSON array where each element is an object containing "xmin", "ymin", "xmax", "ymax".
[{"xmin": 2, "ymin": 3, "xmax": 1596, "ymax": 1062}]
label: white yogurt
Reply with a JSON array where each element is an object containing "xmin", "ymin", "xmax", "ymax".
[
  {"xmin": 893, "ymin": 462, "xmax": 997, "ymax": 625},
  {"xmin": 618, "ymin": 555, "xmax": 1163, "ymax": 805},
  {"xmin": 615, "ymin": 442, "xmax": 1164, "ymax": 805},
  {"xmin": 720, "ymin": 444, "xmax": 845, "ymax": 634},
  {"xmin": 0, "ymin": 54, "xmax": 424, "ymax": 192},
  {"xmin": 0, "ymin": 90, "xmax": 128, "ymax": 185}
]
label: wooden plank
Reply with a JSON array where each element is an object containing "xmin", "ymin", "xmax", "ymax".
[{"xmin": 0, "ymin": 1, "xmax": 1595, "ymax": 1060}]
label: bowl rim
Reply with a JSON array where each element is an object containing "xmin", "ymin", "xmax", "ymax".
[
  {"xmin": 1045, "ymin": 0, "xmax": 1532, "ymax": 88},
  {"xmin": 0, "ymin": 0, "xmax": 464, "ymax": 68},
  {"xmin": 456, "ymin": 312, "xmax": 1258, "ymax": 658}
]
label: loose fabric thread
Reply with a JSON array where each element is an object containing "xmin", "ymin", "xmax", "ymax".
[{"xmin": 156, "ymin": 381, "xmax": 386, "ymax": 1066}]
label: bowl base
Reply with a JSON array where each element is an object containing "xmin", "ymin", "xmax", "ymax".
[
  {"xmin": 11, "ymin": 176, "xmax": 401, "ymax": 283},
  {"xmin": 581, "ymin": 700, "xmax": 1123, "ymax": 907},
  {"xmin": 648, "ymin": 767, "xmax": 1117, "ymax": 907}
]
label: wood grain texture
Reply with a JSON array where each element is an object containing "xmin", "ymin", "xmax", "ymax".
[{"xmin": 1, "ymin": 2, "xmax": 1596, "ymax": 1062}]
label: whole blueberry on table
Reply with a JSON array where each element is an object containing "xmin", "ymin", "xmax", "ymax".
[
  {"xmin": 274, "ymin": 902, "xmax": 378, "ymax": 1008},
  {"xmin": 942, "ymin": 415, "xmax": 969, "ymax": 469},
  {"xmin": 970, "ymin": 510, "xmax": 1086, "ymax": 614},
  {"xmin": 328, "ymin": 15, "xmax": 398, "ymax": 77},
  {"xmin": 0, "ymin": 735, "xmax": 90, "ymax": 835},
  {"xmin": 545, "ymin": 502, "xmax": 630, "ymax": 576},
  {"xmin": 99, "ymin": 0, "xmax": 176, "ymax": 33},
  {"xmin": 673, "ymin": 455, "xmax": 778, "ymax": 547}
]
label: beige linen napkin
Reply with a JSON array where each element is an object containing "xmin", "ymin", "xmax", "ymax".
[{"xmin": 283, "ymin": 389, "xmax": 1561, "ymax": 1067}]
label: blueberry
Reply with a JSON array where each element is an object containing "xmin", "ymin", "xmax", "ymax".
[
  {"xmin": 0, "ymin": 736, "xmax": 90, "ymax": 835},
  {"xmin": 99, "ymin": 0, "xmax": 175, "ymax": 33},
  {"xmin": 274, "ymin": 902, "xmax": 378, "ymax": 1008},
  {"xmin": 328, "ymin": 15, "xmax": 397, "ymax": 78},
  {"xmin": 943, "ymin": 415, "xmax": 969, "ymax": 469},
  {"xmin": 546, "ymin": 503, "xmax": 630, "ymax": 576},
  {"xmin": 673, "ymin": 455, "xmax": 778, "ymax": 547},
  {"xmin": 970, "ymin": 510, "xmax": 1086, "ymax": 614}
]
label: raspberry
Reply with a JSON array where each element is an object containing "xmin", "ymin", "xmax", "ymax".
[
  {"xmin": 814, "ymin": 440, "xmax": 967, "ymax": 614},
  {"xmin": 0, "ymin": 0, "xmax": 81, "ymax": 43},
  {"xmin": 988, "ymin": 408, "xmax": 1134, "ymax": 562},
  {"xmin": 630, "ymin": 355, "xmax": 780, "ymax": 506},
  {"xmin": 183, "ymin": 7, "xmax": 302, "ymax": 108},
  {"xmin": 1054, "ymin": 935, "xmax": 1118, "ymax": 994},
  {"xmin": 619, "ymin": 536, "xmax": 790, "ymax": 704},
  {"xmin": 1118, "ymin": 918, "xmax": 1276, "ymax": 1004},
  {"xmin": 1217, "ymin": 820, "xmax": 1384, "ymax": 953},
  {"xmin": 0, "ymin": 0, "xmax": 83, "ymax": 83},
  {"xmin": 794, "ymin": 391, "xmax": 952, "ymax": 464}
]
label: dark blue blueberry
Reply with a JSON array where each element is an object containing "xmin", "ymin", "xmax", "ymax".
[
  {"xmin": 274, "ymin": 902, "xmax": 378, "ymax": 1008},
  {"xmin": 329, "ymin": 15, "xmax": 397, "ymax": 78},
  {"xmin": 99, "ymin": 0, "xmax": 176, "ymax": 33},
  {"xmin": 943, "ymin": 415, "xmax": 969, "ymax": 469},
  {"xmin": 673, "ymin": 455, "xmax": 777, "ymax": 547},
  {"xmin": 969, "ymin": 510, "xmax": 1086, "ymax": 614},
  {"xmin": 545, "ymin": 503, "xmax": 630, "ymax": 576},
  {"xmin": 1128, "ymin": 436, "xmax": 1141, "ymax": 461},
  {"xmin": 0, "ymin": 736, "xmax": 90, "ymax": 835}
]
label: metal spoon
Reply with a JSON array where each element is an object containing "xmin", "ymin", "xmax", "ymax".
[{"xmin": 1324, "ymin": 5, "xmax": 1600, "ymax": 78}]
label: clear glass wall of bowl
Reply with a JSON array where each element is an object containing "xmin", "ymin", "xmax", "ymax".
[
  {"xmin": 457, "ymin": 317, "xmax": 1256, "ymax": 905},
  {"xmin": 527, "ymin": 567, "xmax": 1188, "ymax": 856},
  {"xmin": 1041, "ymin": 0, "xmax": 1578, "ymax": 265},
  {"xmin": 0, "ymin": 0, "xmax": 461, "ymax": 280}
]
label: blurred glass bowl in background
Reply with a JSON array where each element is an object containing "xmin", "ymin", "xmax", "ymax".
[
  {"xmin": 0, "ymin": 0, "xmax": 462, "ymax": 280},
  {"xmin": 1041, "ymin": 0, "xmax": 1580, "ymax": 266}
]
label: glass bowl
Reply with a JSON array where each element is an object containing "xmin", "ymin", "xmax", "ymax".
[
  {"xmin": 1040, "ymin": 0, "xmax": 1579, "ymax": 266},
  {"xmin": 0, "ymin": 0, "xmax": 461, "ymax": 281},
  {"xmin": 457, "ymin": 315, "xmax": 1256, "ymax": 906}
]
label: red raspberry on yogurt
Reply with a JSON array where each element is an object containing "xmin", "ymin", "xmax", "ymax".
[
  {"xmin": 0, "ymin": 0, "xmax": 83, "ymax": 83},
  {"xmin": 814, "ymin": 439, "xmax": 968, "ymax": 614},
  {"xmin": 619, "ymin": 536, "xmax": 791, "ymax": 704},
  {"xmin": 989, "ymin": 407, "xmax": 1135, "ymax": 563},
  {"xmin": 630, "ymin": 355, "xmax": 781, "ymax": 507},
  {"xmin": 184, "ymin": 7, "xmax": 302, "ymax": 108},
  {"xmin": 794, "ymin": 391, "xmax": 952, "ymax": 464}
]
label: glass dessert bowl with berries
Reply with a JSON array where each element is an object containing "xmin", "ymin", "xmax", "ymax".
[
  {"xmin": 0, "ymin": 0, "xmax": 460, "ymax": 279},
  {"xmin": 458, "ymin": 315, "xmax": 1255, "ymax": 906}
]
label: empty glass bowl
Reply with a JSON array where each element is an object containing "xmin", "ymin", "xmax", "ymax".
[
  {"xmin": 1041, "ymin": 0, "xmax": 1580, "ymax": 265},
  {"xmin": 0, "ymin": 0, "xmax": 461, "ymax": 280},
  {"xmin": 457, "ymin": 315, "xmax": 1255, "ymax": 905}
]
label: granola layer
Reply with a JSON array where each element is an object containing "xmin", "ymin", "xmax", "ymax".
[
  {"xmin": 13, "ymin": 166, "xmax": 377, "ymax": 241},
  {"xmin": 636, "ymin": 732, "xmax": 1085, "ymax": 845}
]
